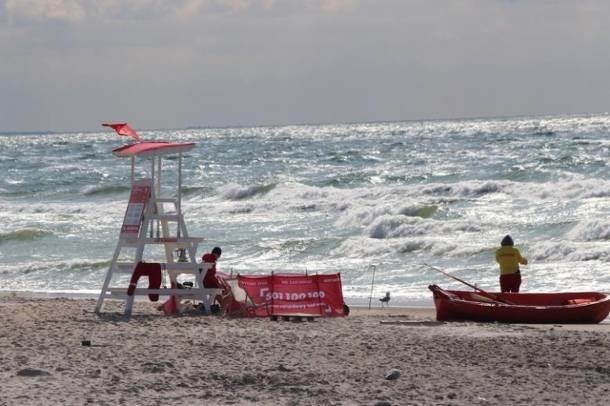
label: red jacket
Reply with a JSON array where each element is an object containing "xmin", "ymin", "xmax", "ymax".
[{"xmin": 201, "ymin": 253, "xmax": 220, "ymax": 288}]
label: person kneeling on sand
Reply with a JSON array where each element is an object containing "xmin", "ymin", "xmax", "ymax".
[
  {"xmin": 200, "ymin": 247, "xmax": 223, "ymax": 313},
  {"xmin": 495, "ymin": 235, "xmax": 528, "ymax": 293},
  {"xmin": 201, "ymin": 246, "xmax": 222, "ymax": 289}
]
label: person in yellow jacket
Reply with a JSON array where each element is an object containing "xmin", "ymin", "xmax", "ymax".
[{"xmin": 495, "ymin": 235, "xmax": 528, "ymax": 292}]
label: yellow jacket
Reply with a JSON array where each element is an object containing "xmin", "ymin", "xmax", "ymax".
[{"xmin": 495, "ymin": 246, "xmax": 528, "ymax": 275}]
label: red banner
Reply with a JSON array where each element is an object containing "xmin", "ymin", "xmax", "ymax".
[{"xmin": 237, "ymin": 273, "xmax": 345, "ymax": 317}]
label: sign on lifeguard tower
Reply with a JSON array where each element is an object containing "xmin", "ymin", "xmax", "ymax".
[
  {"xmin": 95, "ymin": 124, "xmax": 215, "ymax": 317},
  {"xmin": 120, "ymin": 179, "xmax": 152, "ymax": 236}
]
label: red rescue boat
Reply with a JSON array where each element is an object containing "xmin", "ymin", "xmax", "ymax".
[{"xmin": 429, "ymin": 285, "xmax": 610, "ymax": 324}]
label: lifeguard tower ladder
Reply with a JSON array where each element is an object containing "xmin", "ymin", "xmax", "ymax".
[{"xmin": 95, "ymin": 140, "xmax": 216, "ymax": 317}]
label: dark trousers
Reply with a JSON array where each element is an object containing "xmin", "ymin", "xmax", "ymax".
[{"xmin": 500, "ymin": 272, "xmax": 521, "ymax": 293}]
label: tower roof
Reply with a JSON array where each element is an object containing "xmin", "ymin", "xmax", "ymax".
[{"xmin": 112, "ymin": 141, "xmax": 196, "ymax": 158}]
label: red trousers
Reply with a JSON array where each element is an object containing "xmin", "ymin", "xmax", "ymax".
[
  {"xmin": 500, "ymin": 272, "xmax": 521, "ymax": 293},
  {"xmin": 127, "ymin": 262, "xmax": 162, "ymax": 301}
]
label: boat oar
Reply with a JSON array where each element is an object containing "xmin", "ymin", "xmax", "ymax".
[{"xmin": 423, "ymin": 263, "xmax": 514, "ymax": 305}]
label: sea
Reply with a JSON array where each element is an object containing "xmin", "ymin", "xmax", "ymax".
[{"xmin": 1, "ymin": 114, "xmax": 610, "ymax": 306}]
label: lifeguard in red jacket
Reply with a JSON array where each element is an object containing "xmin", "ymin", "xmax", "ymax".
[{"xmin": 201, "ymin": 246, "xmax": 222, "ymax": 288}]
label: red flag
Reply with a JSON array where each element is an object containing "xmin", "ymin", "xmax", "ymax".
[{"xmin": 102, "ymin": 123, "xmax": 141, "ymax": 142}]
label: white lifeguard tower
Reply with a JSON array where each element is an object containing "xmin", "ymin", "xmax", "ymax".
[{"xmin": 95, "ymin": 137, "xmax": 219, "ymax": 317}]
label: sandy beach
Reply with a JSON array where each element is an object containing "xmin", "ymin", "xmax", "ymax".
[{"xmin": 1, "ymin": 295, "xmax": 609, "ymax": 406}]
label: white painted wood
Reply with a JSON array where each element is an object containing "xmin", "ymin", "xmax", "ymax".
[{"xmin": 95, "ymin": 147, "xmax": 207, "ymax": 318}]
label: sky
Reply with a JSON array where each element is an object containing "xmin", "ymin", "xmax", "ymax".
[{"xmin": 1, "ymin": 0, "xmax": 610, "ymax": 132}]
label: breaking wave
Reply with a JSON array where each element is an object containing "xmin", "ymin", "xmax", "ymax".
[
  {"xmin": 410, "ymin": 179, "xmax": 610, "ymax": 201},
  {"xmin": 181, "ymin": 186, "xmax": 206, "ymax": 196},
  {"xmin": 528, "ymin": 241, "xmax": 610, "ymax": 262},
  {"xmin": 0, "ymin": 229, "xmax": 52, "ymax": 244},
  {"xmin": 419, "ymin": 181, "xmax": 505, "ymax": 197},
  {"xmin": 219, "ymin": 183, "xmax": 277, "ymax": 200},
  {"xmin": 398, "ymin": 204, "xmax": 438, "ymax": 218},
  {"xmin": 567, "ymin": 219, "xmax": 610, "ymax": 242},
  {"xmin": 80, "ymin": 184, "xmax": 130, "ymax": 196},
  {"xmin": 15, "ymin": 259, "xmax": 111, "ymax": 275},
  {"xmin": 365, "ymin": 215, "xmax": 481, "ymax": 242},
  {"xmin": 331, "ymin": 236, "xmax": 487, "ymax": 259}
]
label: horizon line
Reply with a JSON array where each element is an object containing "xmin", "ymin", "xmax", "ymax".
[{"xmin": 1, "ymin": 110, "xmax": 607, "ymax": 135}]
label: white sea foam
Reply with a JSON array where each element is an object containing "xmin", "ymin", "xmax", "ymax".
[
  {"xmin": 331, "ymin": 237, "xmax": 397, "ymax": 258},
  {"xmin": 332, "ymin": 234, "xmax": 489, "ymax": 261},
  {"xmin": 366, "ymin": 216, "xmax": 481, "ymax": 239},
  {"xmin": 416, "ymin": 180, "xmax": 507, "ymax": 198},
  {"xmin": 407, "ymin": 178, "xmax": 610, "ymax": 201},
  {"xmin": 528, "ymin": 241, "xmax": 610, "ymax": 262},
  {"xmin": 79, "ymin": 184, "xmax": 129, "ymax": 196},
  {"xmin": 218, "ymin": 183, "xmax": 277, "ymax": 200},
  {"xmin": 567, "ymin": 219, "xmax": 610, "ymax": 241}
]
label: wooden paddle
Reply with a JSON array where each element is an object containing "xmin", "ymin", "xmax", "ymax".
[{"xmin": 423, "ymin": 263, "xmax": 515, "ymax": 305}]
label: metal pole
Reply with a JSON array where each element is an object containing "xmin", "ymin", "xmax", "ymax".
[
  {"xmin": 157, "ymin": 156, "xmax": 162, "ymax": 197},
  {"xmin": 149, "ymin": 158, "xmax": 155, "ymax": 238},
  {"xmin": 177, "ymin": 153, "xmax": 182, "ymax": 238},
  {"xmin": 368, "ymin": 264, "xmax": 377, "ymax": 309},
  {"xmin": 423, "ymin": 263, "xmax": 514, "ymax": 304},
  {"xmin": 156, "ymin": 157, "xmax": 162, "ymax": 238}
]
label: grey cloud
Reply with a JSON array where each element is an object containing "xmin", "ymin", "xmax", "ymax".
[
  {"xmin": 5, "ymin": 0, "xmax": 85, "ymax": 22},
  {"xmin": 1, "ymin": 0, "xmax": 610, "ymax": 132},
  {"xmin": 2, "ymin": 0, "xmax": 353, "ymax": 23}
]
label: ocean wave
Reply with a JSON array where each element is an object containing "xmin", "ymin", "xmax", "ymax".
[
  {"xmin": 528, "ymin": 241, "xmax": 610, "ymax": 262},
  {"xmin": 396, "ymin": 240, "xmax": 432, "ymax": 253},
  {"xmin": 226, "ymin": 206, "xmax": 254, "ymax": 214},
  {"xmin": 330, "ymin": 237, "xmax": 396, "ymax": 258},
  {"xmin": 398, "ymin": 204, "xmax": 438, "ymax": 218},
  {"xmin": 332, "ymin": 236, "xmax": 485, "ymax": 259},
  {"xmin": 567, "ymin": 220, "xmax": 610, "ymax": 242},
  {"xmin": 366, "ymin": 215, "xmax": 481, "ymax": 239},
  {"xmin": 418, "ymin": 180, "xmax": 506, "ymax": 198},
  {"xmin": 413, "ymin": 178, "xmax": 610, "ymax": 201},
  {"xmin": 294, "ymin": 203, "xmax": 319, "ymax": 212},
  {"xmin": 219, "ymin": 183, "xmax": 277, "ymax": 200},
  {"xmin": 527, "ymin": 179, "xmax": 610, "ymax": 200},
  {"xmin": 399, "ymin": 239, "xmax": 484, "ymax": 258},
  {"xmin": 181, "ymin": 186, "xmax": 206, "ymax": 196},
  {"xmin": 0, "ymin": 202, "xmax": 123, "ymax": 218},
  {"xmin": 335, "ymin": 205, "xmax": 395, "ymax": 229},
  {"xmin": 14, "ymin": 259, "xmax": 111, "ymax": 275},
  {"xmin": 80, "ymin": 184, "xmax": 130, "ymax": 196},
  {"xmin": 258, "ymin": 238, "xmax": 322, "ymax": 256},
  {"xmin": 0, "ymin": 229, "xmax": 52, "ymax": 244},
  {"xmin": 65, "ymin": 260, "xmax": 111, "ymax": 271},
  {"xmin": 368, "ymin": 215, "xmax": 419, "ymax": 239},
  {"xmin": 335, "ymin": 202, "xmax": 444, "ymax": 233},
  {"xmin": 213, "ymin": 182, "xmax": 345, "ymax": 215}
]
